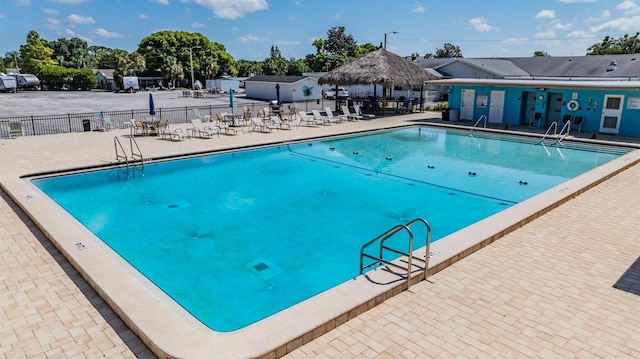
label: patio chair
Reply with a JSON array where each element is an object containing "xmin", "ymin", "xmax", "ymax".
[
  {"xmin": 193, "ymin": 108, "xmax": 212, "ymax": 122},
  {"xmin": 215, "ymin": 112, "xmax": 242, "ymax": 135},
  {"xmin": 9, "ymin": 121, "xmax": 23, "ymax": 138},
  {"xmin": 130, "ymin": 119, "xmax": 145, "ymax": 136},
  {"xmin": 529, "ymin": 112, "xmax": 543, "ymax": 128},
  {"xmin": 353, "ymin": 105, "xmax": 375, "ymax": 120},
  {"xmin": 190, "ymin": 119, "xmax": 219, "ymax": 138},
  {"xmin": 341, "ymin": 105, "xmax": 362, "ymax": 121},
  {"xmin": 270, "ymin": 116, "xmax": 292, "ymax": 130},
  {"xmin": 571, "ymin": 116, "xmax": 584, "ymax": 133},
  {"xmin": 101, "ymin": 116, "xmax": 115, "ymax": 131}
]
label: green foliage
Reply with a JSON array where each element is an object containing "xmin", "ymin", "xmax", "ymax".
[
  {"xmin": 286, "ymin": 59, "xmax": 310, "ymax": 76},
  {"xmin": 48, "ymin": 37, "xmax": 90, "ymax": 68},
  {"xmin": 137, "ymin": 30, "xmax": 236, "ymax": 87},
  {"xmin": 434, "ymin": 43, "xmax": 463, "ymax": 58},
  {"xmin": 324, "ymin": 26, "xmax": 357, "ymax": 57},
  {"xmin": 19, "ymin": 30, "xmax": 56, "ymax": 74},
  {"xmin": 587, "ymin": 33, "xmax": 640, "ymax": 55},
  {"xmin": 236, "ymin": 60, "xmax": 263, "ymax": 77},
  {"xmin": 533, "ymin": 50, "xmax": 549, "ymax": 57},
  {"xmin": 37, "ymin": 66, "xmax": 95, "ymax": 90}
]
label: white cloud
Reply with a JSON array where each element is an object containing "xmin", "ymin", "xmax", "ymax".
[
  {"xmin": 535, "ymin": 10, "xmax": 555, "ymax": 19},
  {"xmin": 11, "ymin": 0, "xmax": 30, "ymax": 5},
  {"xmin": 94, "ymin": 28, "xmax": 125, "ymax": 38},
  {"xmin": 184, "ymin": 0, "xmax": 269, "ymax": 20},
  {"xmin": 534, "ymin": 30, "xmax": 556, "ymax": 39},
  {"xmin": 469, "ymin": 17, "xmax": 497, "ymax": 32},
  {"xmin": 411, "ymin": 2, "xmax": 425, "ymax": 13},
  {"xmin": 567, "ymin": 30, "xmax": 590, "ymax": 38},
  {"xmin": 274, "ymin": 40, "xmax": 301, "ymax": 46},
  {"xmin": 616, "ymin": 0, "xmax": 640, "ymax": 14},
  {"xmin": 191, "ymin": 21, "xmax": 204, "ymax": 28},
  {"xmin": 590, "ymin": 15, "xmax": 640, "ymax": 32},
  {"xmin": 67, "ymin": 14, "xmax": 95, "ymax": 25},
  {"xmin": 238, "ymin": 33, "xmax": 268, "ymax": 43},
  {"xmin": 502, "ymin": 37, "xmax": 529, "ymax": 45},
  {"xmin": 585, "ymin": 10, "xmax": 611, "ymax": 23},
  {"xmin": 552, "ymin": 21, "xmax": 572, "ymax": 30},
  {"xmin": 43, "ymin": 8, "xmax": 58, "ymax": 15},
  {"xmin": 139, "ymin": 14, "xmax": 150, "ymax": 19},
  {"xmin": 0, "ymin": 12, "xmax": 5, "ymax": 19},
  {"xmin": 151, "ymin": 0, "xmax": 170, "ymax": 4}
]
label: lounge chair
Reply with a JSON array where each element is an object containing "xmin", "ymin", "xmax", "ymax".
[
  {"xmin": 161, "ymin": 128, "xmax": 185, "ymax": 141},
  {"xmin": 324, "ymin": 107, "xmax": 347, "ymax": 123},
  {"xmin": 311, "ymin": 110, "xmax": 332, "ymax": 125},
  {"xmin": 341, "ymin": 105, "xmax": 362, "ymax": 121},
  {"xmin": 271, "ymin": 116, "xmax": 292, "ymax": 130},
  {"xmin": 101, "ymin": 116, "xmax": 115, "ymax": 131},
  {"xmin": 190, "ymin": 119, "xmax": 219, "ymax": 138},
  {"xmin": 193, "ymin": 108, "xmax": 212, "ymax": 122},
  {"xmin": 9, "ymin": 121, "xmax": 23, "ymax": 138},
  {"xmin": 353, "ymin": 105, "xmax": 375, "ymax": 120},
  {"xmin": 250, "ymin": 118, "xmax": 278, "ymax": 132},
  {"xmin": 297, "ymin": 111, "xmax": 322, "ymax": 126}
]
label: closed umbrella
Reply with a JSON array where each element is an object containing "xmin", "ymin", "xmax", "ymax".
[
  {"xmin": 149, "ymin": 93, "xmax": 156, "ymax": 116},
  {"xmin": 229, "ymin": 88, "xmax": 236, "ymax": 114}
]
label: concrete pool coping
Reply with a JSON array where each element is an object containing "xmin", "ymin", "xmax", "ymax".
[{"xmin": 2, "ymin": 122, "xmax": 639, "ymax": 358}]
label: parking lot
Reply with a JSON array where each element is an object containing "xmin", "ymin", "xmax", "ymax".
[{"xmin": 0, "ymin": 90, "xmax": 331, "ymax": 118}]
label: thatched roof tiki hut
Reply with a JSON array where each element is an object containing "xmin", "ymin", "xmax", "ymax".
[{"xmin": 318, "ymin": 48, "xmax": 437, "ymax": 113}]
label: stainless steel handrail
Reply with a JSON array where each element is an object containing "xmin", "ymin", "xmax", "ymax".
[
  {"xmin": 360, "ymin": 218, "xmax": 432, "ymax": 288},
  {"xmin": 468, "ymin": 115, "xmax": 487, "ymax": 136}
]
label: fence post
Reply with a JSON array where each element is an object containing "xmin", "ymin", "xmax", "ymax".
[
  {"xmin": 68, "ymin": 113, "xmax": 72, "ymax": 133},
  {"xmin": 31, "ymin": 116, "xmax": 36, "ymax": 136}
]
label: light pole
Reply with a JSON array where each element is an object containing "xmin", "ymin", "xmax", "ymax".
[
  {"xmin": 184, "ymin": 46, "xmax": 201, "ymax": 90},
  {"xmin": 383, "ymin": 31, "xmax": 398, "ymax": 50}
]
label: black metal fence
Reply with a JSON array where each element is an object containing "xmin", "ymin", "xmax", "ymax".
[{"xmin": 0, "ymin": 99, "xmax": 329, "ymax": 138}]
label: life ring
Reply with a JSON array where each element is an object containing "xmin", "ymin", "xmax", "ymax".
[{"xmin": 567, "ymin": 99, "xmax": 579, "ymax": 112}]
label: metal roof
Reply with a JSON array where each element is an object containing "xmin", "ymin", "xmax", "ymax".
[
  {"xmin": 427, "ymin": 78, "xmax": 640, "ymax": 89},
  {"xmin": 245, "ymin": 75, "xmax": 309, "ymax": 83}
]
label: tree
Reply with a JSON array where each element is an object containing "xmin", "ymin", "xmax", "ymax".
[
  {"xmin": 312, "ymin": 39, "xmax": 325, "ymax": 54},
  {"xmin": 355, "ymin": 43, "xmax": 377, "ymax": 57},
  {"xmin": 236, "ymin": 60, "xmax": 263, "ymax": 77},
  {"xmin": 159, "ymin": 55, "xmax": 183, "ymax": 88},
  {"xmin": 587, "ymin": 33, "xmax": 640, "ymax": 55},
  {"xmin": 324, "ymin": 26, "xmax": 357, "ymax": 57},
  {"xmin": 49, "ymin": 37, "xmax": 90, "ymax": 68},
  {"xmin": 434, "ymin": 43, "xmax": 463, "ymax": 58},
  {"xmin": 19, "ymin": 30, "xmax": 56, "ymax": 74},
  {"xmin": 286, "ymin": 59, "xmax": 310, "ymax": 76},
  {"xmin": 533, "ymin": 50, "xmax": 549, "ymax": 57}
]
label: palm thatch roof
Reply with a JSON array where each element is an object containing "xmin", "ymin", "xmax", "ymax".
[{"xmin": 318, "ymin": 48, "xmax": 437, "ymax": 87}]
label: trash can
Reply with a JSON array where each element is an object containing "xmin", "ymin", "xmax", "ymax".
[
  {"xmin": 441, "ymin": 108, "xmax": 449, "ymax": 121},
  {"xmin": 449, "ymin": 109, "xmax": 460, "ymax": 122},
  {"xmin": 82, "ymin": 119, "xmax": 91, "ymax": 132}
]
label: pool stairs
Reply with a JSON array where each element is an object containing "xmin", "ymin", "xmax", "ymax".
[
  {"xmin": 114, "ymin": 136, "xmax": 144, "ymax": 179},
  {"xmin": 360, "ymin": 218, "xmax": 431, "ymax": 289},
  {"xmin": 540, "ymin": 120, "xmax": 571, "ymax": 146}
]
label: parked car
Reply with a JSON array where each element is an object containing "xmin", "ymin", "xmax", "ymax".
[{"xmin": 324, "ymin": 87, "xmax": 349, "ymax": 99}]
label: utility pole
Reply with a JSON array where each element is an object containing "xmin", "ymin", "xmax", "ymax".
[
  {"xmin": 384, "ymin": 31, "xmax": 398, "ymax": 50},
  {"xmin": 184, "ymin": 46, "xmax": 201, "ymax": 90}
]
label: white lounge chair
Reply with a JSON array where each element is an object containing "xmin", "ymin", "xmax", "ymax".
[
  {"xmin": 311, "ymin": 110, "xmax": 332, "ymax": 125},
  {"xmin": 161, "ymin": 128, "xmax": 185, "ymax": 141},
  {"xmin": 297, "ymin": 111, "xmax": 322, "ymax": 126},
  {"xmin": 353, "ymin": 105, "xmax": 375, "ymax": 120},
  {"xmin": 190, "ymin": 119, "xmax": 219, "ymax": 138},
  {"xmin": 341, "ymin": 105, "xmax": 362, "ymax": 121},
  {"xmin": 251, "ymin": 118, "xmax": 278, "ymax": 132},
  {"xmin": 324, "ymin": 107, "xmax": 347, "ymax": 123}
]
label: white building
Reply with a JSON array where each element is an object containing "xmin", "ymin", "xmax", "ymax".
[{"xmin": 244, "ymin": 75, "xmax": 321, "ymax": 102}]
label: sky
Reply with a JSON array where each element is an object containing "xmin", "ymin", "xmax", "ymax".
[{"xmin": 1, "ymin": 0, "xmax": 639, "ymax": 62}]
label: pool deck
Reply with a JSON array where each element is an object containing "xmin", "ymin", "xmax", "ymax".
[{"xmin": 1, "ymin": 114, "xmax": 639, "ymax": 358}]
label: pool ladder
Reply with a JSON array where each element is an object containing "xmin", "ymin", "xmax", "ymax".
[
  {"xmin": 540, "ymin": 120, "xmax": 571, "ymax": 145},
  {"xmin": 114, "ymin": 136, "xmax": 144, "ymax": 178},
  {"xmin": 468, "ymin": 115, "xmax": 487, "ymax": 136},
  {"xmin": 360, "ymin": 218, "xmax": 431, "ymax": 289}
]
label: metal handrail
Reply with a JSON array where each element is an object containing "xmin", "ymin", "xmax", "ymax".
[
  {"xmin": 360, "ymin": 218, "xmax": 432, "ymax": 287},
  {"xmin": 468, "ymin": 115, "xmax": 487, "ymax": 136},
  {"xmin": 128, "ymin": 136, "xmax": 145, "ymax": 176},
  {"xmin": 557, "ymin": 120, "xmax": 571, "ymax": 144},
  {"xmin": 540, "ymin": 121, "xmax": 558, "ymax": 144}
]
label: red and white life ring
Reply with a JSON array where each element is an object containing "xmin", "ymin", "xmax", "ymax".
[{"xmin": 567, "ymin": 99, "xmax": 579, "ymax": 112}]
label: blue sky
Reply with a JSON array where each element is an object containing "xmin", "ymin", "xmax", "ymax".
[{"xmin": 1, "ymin": 0, "xmax": 639, "ymax": 61}]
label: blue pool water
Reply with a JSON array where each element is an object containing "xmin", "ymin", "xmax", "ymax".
[{"xmin": 33, "ymin": 127, "xmax": 627, "ymax": 331}]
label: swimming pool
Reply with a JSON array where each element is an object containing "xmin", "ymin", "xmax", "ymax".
[{"xmin": 32, "ymin": 127, "xmax": 628, "ymax": 333}]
